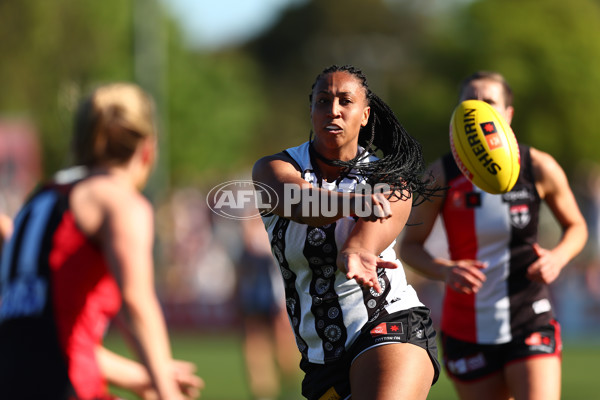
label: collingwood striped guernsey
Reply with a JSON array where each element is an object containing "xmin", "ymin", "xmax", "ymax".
[{"xmin": 261, "ymin": 141, "xmax": 424, "ymax": 364}]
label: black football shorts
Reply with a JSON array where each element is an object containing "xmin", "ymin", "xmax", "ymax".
[
  {"xmin": 441, "ymin": 320, "xmax": 562, "ymax": 382},
  {"xmin": 300, "ymin": 306, "xmax": 440, "ymax": 400}
]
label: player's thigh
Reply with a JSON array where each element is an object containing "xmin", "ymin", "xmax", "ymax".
[
  {"xmin": 451, "ymin": 371, "xmax": 513, "ymax": 400},
  {"xmin": 505, "ymin": 355, "xmax": 561, "ymax": 400},
  {"xmin": 350, "ymin": 343, "xmax": 433, "ymax": 400}
]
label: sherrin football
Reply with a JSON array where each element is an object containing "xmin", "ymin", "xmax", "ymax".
[{"xmin": 449, "ymin": 99, "xmax": 520, "ymax": 194}]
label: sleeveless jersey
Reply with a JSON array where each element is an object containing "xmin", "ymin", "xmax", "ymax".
[
  {"xmin": 0, "ymin": 178, "xmax": 121, "ymax": 399},
  {"xmin": 440, "ymin": 144, "xmax": 553, "ymax": 344},
  {"xmin": 261, "ymin": 141, "xmax": 424, "ymax": 364}
]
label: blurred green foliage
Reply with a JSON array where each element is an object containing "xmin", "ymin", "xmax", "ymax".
[
  {"xmin": 1, "ymin": 0, "xmax": 599, "ymax": 193},
  {"xmin": 248, "ymin": 0, "xmax": 600, "ymax": 169},
  {"xmin": 0, "ymin": 0, "xmax": 135, "ymax": 175}
]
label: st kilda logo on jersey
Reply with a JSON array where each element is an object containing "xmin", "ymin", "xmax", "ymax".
[{"xmin": 510, "ymin": 204, "xmax": 531, "ymax": 229}]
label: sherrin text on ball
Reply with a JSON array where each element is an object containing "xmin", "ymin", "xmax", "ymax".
[{"xmin": 449, "ymin": 99, "xmax": 520, "ymax": 194}]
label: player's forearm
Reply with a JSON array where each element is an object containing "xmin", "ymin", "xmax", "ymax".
[
  {"xmin": 399, "ymin": 242, "xmax": 452, "ymax": 281},
  {"xmin": 96, "ymin": 346, "xmax": 150, "ymax": 393},
  {"xmin": 342, "ymin": 194, "xmax": 410, "ymax": 254},
  {"xmin": 555, "ymin": 222, "xmax": 588, "ymax": 268},
  {"xmin": 342, "ymin": 220, "xmax": 397, "ymax": 260},
  {"xmin": 122, "ymin": 293, "xmax": 180, "ymax": 399}
]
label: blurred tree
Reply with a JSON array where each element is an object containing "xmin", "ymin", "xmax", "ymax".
[
  {"xmin": 0, "ymin": 0, "xmax": 135, "ymax": 176},
  {"xmin": 166, "ymin": 45, "xmax": 267, "ymax": 188},
  {"xmin": 415, "ymin": 0, "xmax": 600, "ymax": 168},
  {"xmin": 3, "ymin": 0, "xmax": 598, "ymax": 189},
  {"xmin": 245, "ymin": 0, "xmax": 600, "ymax": 172},
  {"xmin": 0, "ymin": 0, "xmax": 268, "ymax": 190},
  {"xmin": 245, "ymin": 0, "xmax": 434, "ymax": 158}
]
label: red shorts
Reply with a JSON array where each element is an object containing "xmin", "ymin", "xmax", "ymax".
[{"xmin": 441, "ymin": 320, "xmax": 562, "ymax": 382}]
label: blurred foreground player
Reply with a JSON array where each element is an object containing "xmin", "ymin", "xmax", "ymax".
[{"xmin": 0, "ymin": 83, "xmax": 202, "ymax": 399}]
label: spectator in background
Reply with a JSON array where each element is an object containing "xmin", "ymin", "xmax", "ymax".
[{"xmin": 400, "ymin": 71, "xmax": 588, "ymax": 400}]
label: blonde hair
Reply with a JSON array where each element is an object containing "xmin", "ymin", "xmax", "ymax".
[{"xmin": 72, "ymin": 83, "xmax": 156, "ymax": 167}]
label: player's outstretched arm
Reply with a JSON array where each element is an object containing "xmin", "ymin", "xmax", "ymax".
[{"xmin": 253, "ymin": 152, "xmax": 391, "ymax": 226}]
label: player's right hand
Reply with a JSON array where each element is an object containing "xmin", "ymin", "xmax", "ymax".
[
  {"xmin": 357, "ymin": 192, "xmax": 392, "ymax": 222},
  {"xmin": 445, "ymin": 260, "xmax": 487, "ymax": 294}
]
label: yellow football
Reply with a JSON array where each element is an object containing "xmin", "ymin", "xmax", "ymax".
[{"xmin": 449, "ymin": 99, "xmax": 520, "ymax": 194}]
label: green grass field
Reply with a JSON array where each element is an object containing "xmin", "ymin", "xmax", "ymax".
[{"xmin": 104, "ymin": 330, "xmax": 600, "ymax": 400}]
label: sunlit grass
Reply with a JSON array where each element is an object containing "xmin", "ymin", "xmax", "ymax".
[{"xmin": 104, "ymin": 331, "xmax": 599, "ymax": 400}]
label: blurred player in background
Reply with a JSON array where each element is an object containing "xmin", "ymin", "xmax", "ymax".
[
  {"xmin": 0, "ymin": 83, "xmax": 203, "ymax": 399},
  {"xmin": 400, "ymin": 71, "xmax": 588, "ymax": 400}
]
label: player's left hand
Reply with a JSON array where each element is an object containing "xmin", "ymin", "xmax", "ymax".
[
  {"xmin": 173, "ymin": 360, "xmax": 205, "ymax": 399},
  {"xmin": 337, "ymin": 249, "xmax": 397, "ymax": 293},
  {"xmin": 139, "ymin": 359, "xmax": 205, "ymax": 399},
  {"xmin": 526, "ymin": 243, "xmax": 565, "ymax": 285}
]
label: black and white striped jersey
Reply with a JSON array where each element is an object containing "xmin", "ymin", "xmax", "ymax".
[{"xmin": 261, "ymin": 142, "xmax": 424, "ymax": 364}]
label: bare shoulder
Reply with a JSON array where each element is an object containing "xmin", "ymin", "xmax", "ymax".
[
  {"xmin": 404, "ymin": 158, "xmax": 446, "ymax": 228},
  {"xmin": 530, "ymin": 146, "xmax": 557, "ymax": 166},
  {"xmin": 71, "ymin": 176, "xmax": 152, "ymax": 237},
  {"xmin": 428, "ymin": 158, "xmax": 446, "ymax": 187},
  {"xmin": 529, "ymin": 146, "xmax": 569, "ymax": 198},
  {"xmin": 252, "ymin": 151, "xmax": 302, "ymax": 183},
  {"xmin": 100, "ymin": 179, "xmax": 152, "ymax": 220},
  {"xmin": 254, "ymin": 151, "xmax": 294, "ymax": 164},
  {"xmin": 253, "ymin": 151, "xmax": 296, "ymax": 171},
  {"xmin": 529, "ymin": 147, "xmax": 565, "ymax": 179}
]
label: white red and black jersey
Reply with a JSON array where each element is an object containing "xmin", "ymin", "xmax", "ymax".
[
  {"xmin": 0, "ymin": 176, "xmax": 121, "ymax": 400},
  {"xmin": 261, "ymin": 142, "xmax": 424, "ymax": 364},
  {"xmin": 440, "ymin": 144, "xmax": 553, "ymax": 344}
]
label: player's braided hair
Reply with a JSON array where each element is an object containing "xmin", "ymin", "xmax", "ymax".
[{"xmin": 308, "ymin": 64, "xmax": 436, "ymax": 204}]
